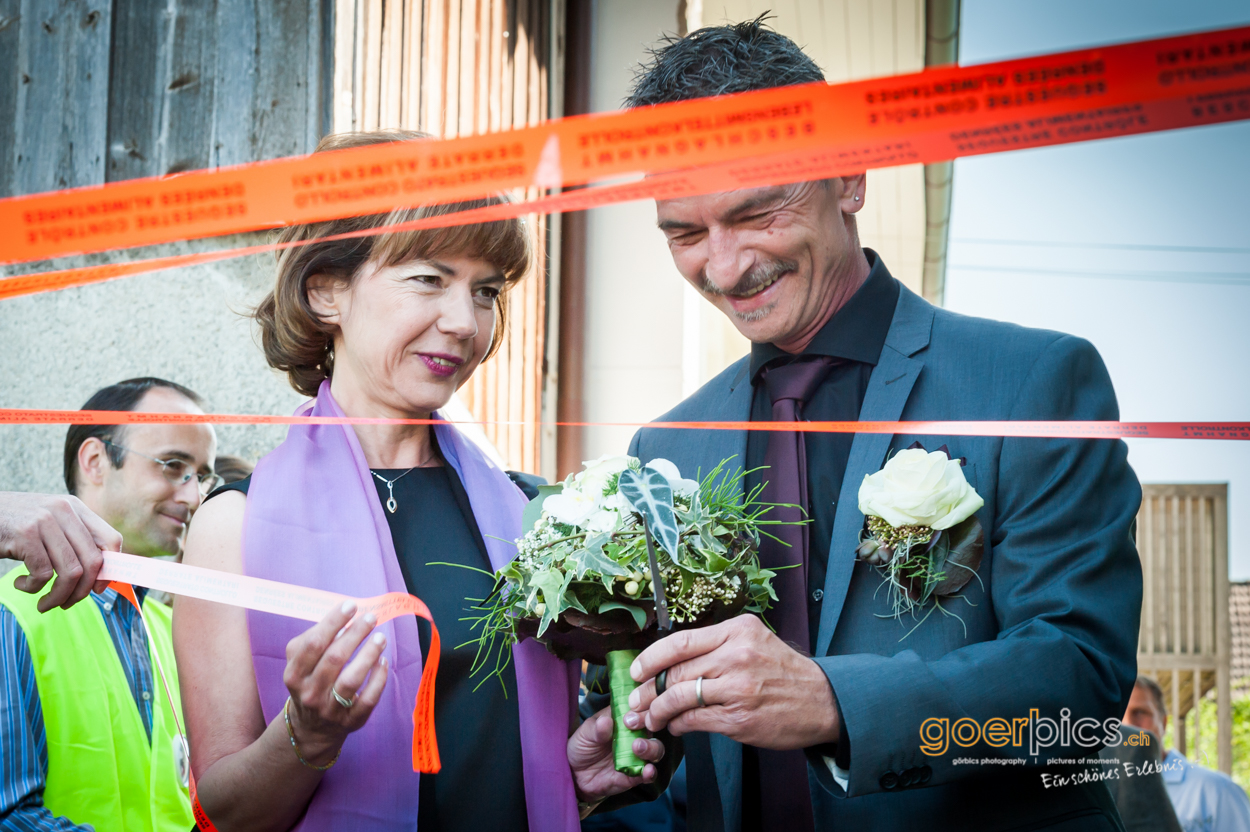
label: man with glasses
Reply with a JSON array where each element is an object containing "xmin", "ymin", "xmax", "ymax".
[{"xmin": 0, "ymin": 377, "xmax": 216, "ymax": 830}]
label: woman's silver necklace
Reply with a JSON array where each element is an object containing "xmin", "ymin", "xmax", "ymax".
[
  {"xmin": 371, "ymin": 446, "xmax": 437, "ymax": 514},
  {"xmin": 372, "ymin": 451, "xmax": 436, "ymax": 513},
  {"xmin": 372, "ymin": 468, "xmax": 415, "ymax": 514}
]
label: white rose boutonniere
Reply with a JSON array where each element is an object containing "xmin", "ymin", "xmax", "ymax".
[
  {"xmin": 858, "ymin": 448, "xmax": 983, "ymax": 530},
  {"xmin": 855, "ymin": 445, "xmax": 985, "ymax": 636}
]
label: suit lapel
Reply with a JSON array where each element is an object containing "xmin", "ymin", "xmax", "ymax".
[
  {"xmin": 689, "ymin": 360, "xmax": 753, "ymax": 503},
  {"xmin": 661, "ymin": 363, "xmax": 755, "ymax": 832},
  {"xmin": 815, "ymin": 286, "xmax": 933, "ymax": 658},
  {"xmin": 701, "ymin": 364, "xmax": 751, "ymax": 832}
]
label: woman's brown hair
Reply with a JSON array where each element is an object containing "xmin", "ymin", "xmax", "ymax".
[{"xmin": 255, "ymin": 130, "xmax": 532, "ymax": 397}]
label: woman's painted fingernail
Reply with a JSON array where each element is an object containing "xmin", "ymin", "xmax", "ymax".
[
  {"xmin": 363, "ymin": 613, "xmax": 377, "ymax": 626},
  {"xmin": 628, "ymin": 689, "xmax": 641, "ymax": 709},
  {"xmin": 372, "ymin": 632, "xmax": 386, "ymax": 645},
  {"xmin": 341, "ymin": 600, "xmax": 356, "ymax": 615}
]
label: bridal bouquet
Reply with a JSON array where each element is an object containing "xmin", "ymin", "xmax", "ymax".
[{"xmin": 467, "ymin": 455, "xmax": 784, "ymax": 774}]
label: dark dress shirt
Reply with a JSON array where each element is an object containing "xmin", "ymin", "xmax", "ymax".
[
  {"xmin": 218, "ymin": 466, "xmax": 528, "ymax": 832},
  {"xmin": 740, "ymin": 250, "xmax": 898, "ymax": 831},
  {"xmin": 744, "ymin": 250, "xmax": 899, "ymax": 648}
]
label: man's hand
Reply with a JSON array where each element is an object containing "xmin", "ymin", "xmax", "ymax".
[
  {"xmin": 567, "ymin": 706, "xmax": 665, "ymax": 815},
  {"xmin": 0, "ymin": 492, "xmax": 121, "ymax": 612},
  {"xmin": 624, "ymin": 615, "xmax": 841, "ymax": 750}
]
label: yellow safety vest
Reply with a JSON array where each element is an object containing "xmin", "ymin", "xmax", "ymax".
[{"xmin": 0, "ymin": 571, "xmax": 194, "ymax": 830}]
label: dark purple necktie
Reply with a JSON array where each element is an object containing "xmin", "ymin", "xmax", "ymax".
[{"xmin": 754, "ymin": 356, "xmax": 836, "ymax": 832}]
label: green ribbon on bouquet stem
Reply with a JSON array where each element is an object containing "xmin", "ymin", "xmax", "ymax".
[{"xmin": 606, "ymin": 649, "xmax": 648, "ymax": 776}]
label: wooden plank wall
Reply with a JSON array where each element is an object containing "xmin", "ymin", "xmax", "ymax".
[
  {"xmin": 5, "ymin": 0, "xmax": 112, "ymax": 195},
  {"xmin": 1136, "ymin": 483, "xmax": 1232, "ymax": 772},
  {"xmin": 333, "ymin": 0, "xmax": 553, "ymax": 475},
  {"xmin": 1, "ymin": 0, "xmax": 329, "ymax": 198}
]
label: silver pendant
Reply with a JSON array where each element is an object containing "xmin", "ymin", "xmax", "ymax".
[{"xmin": 374, "ymin": 470, "xmax": 413, "ymax": 514}]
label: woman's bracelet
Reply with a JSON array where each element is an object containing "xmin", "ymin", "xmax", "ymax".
[{"xmin": 284, "ymin": 697, "xmax": 342, "ymax": 771}]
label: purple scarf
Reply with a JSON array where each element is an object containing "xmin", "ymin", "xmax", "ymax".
[{"xmin": 243, "ymin": 380, "xmax": 580, "ymax": 831}]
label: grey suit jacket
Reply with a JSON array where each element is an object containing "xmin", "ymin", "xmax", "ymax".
[{"xmin": 629, "ymin": 280, "xmax": 1143, "ymax": 832}]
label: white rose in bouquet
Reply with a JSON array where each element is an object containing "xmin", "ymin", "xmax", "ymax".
[
  {"xmin": 645, "ymin": 458, "xmax": 701, "ymax": 497},
  {"xmin": 603, "ymin": 490, "xmax": 631, "ymax": 512},
  {"xmin": 585, "ymin": 508, "xmax": 621, "ymax": 534},
  {"xmin": 543, "ymin": 487, "xmax": 600, "ymax": 526},
  {"xmin": 858, "ymin": 448, "xmax": 983, "ymax": 531},
  {"xmin": 577, "ymin": 454, "xmax": 633, "ymax": 496}
]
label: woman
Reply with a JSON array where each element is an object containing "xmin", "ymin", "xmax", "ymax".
[{"xmin": 175, "ymin": 131, "xmax": 663, "ymax": 831}]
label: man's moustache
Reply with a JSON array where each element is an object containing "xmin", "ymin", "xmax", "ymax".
[{"xmin": 698, "ymin": 259, "xmax": 797, "ymax": 298}]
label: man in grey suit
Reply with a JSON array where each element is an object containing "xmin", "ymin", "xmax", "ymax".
[{"xmin": 617, "ymin": 19, "xmax": 1143, "ymax": 832}]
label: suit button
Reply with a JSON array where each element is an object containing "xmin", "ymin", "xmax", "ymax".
[
  {"xmin": 919, "ymin": 765, "xmax": 932, "ymax": 784},
  {"xmin": 879, "ymin": 772, "xmax": 899, "ymax": 790},
  {"xmin": 811, "ymin": 589, "xmax": 824, "ymax": 602},
  {"xmin": 900, "ymin": 768, "xmax": 917, "ymax": 787}
]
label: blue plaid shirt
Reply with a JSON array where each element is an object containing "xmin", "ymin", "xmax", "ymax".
[{"xmin": 0, "ymin": 588, "xmax": 154, "ymax": 832}]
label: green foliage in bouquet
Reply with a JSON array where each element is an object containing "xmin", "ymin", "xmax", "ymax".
[{"xmin": 465, "ymin": 456, "xmax": 786, "ymax": 681}]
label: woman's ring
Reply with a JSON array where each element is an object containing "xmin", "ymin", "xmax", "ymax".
[
  {"xmin": 655, "ymin": 668, "xmax": 668, "ymax": 697},
  {"xmin": 695, "ymin": 676, "xmax": 706, "ymax": 708},
  {"xmin": 331, "ymin": 686, "xmax": 354, "ymax": 709}
]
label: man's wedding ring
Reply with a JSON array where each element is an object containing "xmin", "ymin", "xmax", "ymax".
[
  {"xmin": 655, "ymin": 669, "xmax": 668, "ymax": 696},
  {"xmin": 331, "ymin": 686, "xmax": 354, "ymax": 709},
  {"xmin": 695, "ymin": 676, "xmax": 706, "ymax": 708}
]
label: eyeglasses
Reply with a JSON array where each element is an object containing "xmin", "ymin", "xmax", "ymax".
[{"xmin": 103, "ymin": 440, "xmax": 223, "ymax": 498}]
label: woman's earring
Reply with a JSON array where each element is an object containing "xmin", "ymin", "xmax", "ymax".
[{"xmin": 854, "ymin": 195, "xmax": 861, "ymax": 201}]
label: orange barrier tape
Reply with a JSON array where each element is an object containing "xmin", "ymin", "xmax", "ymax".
[
  {"xmin": 103, "ymin": 551, "xmax": 443, "ymax": 830},
  {"xmin": 2, "ymin": 408, "xmax": 1247, "ymax": 440},
  {"xmin": 2, "ymin": 24, "xmax": 1248, "ymax": 267},
  {"xmin": 0, "ymin": 159, "xmax": 757, "ymax": 300}
]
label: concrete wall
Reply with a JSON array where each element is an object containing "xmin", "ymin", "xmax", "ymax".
[{"xmin": 0, "ymin": 235, "xmax": 306, "ymax": 495}]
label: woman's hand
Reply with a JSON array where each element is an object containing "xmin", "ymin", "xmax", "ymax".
[
  {"xmin": 567, "ymin": 707, "xmax": 665, "ymax": 815},
  {"xmin": 282, "ymin": 600, "xmax": 390, "ymax": 765}
]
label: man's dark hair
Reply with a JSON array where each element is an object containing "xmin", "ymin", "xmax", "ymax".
[
  {"xmin": 64, "ymin": 377, "xmax": 204, "ymax": 495},
  {"xmin": 626, "ymin": 13, "xmax": 825, "ymax": 108},
  {"xmin": 1135, "ymin": 675, "xmax": 1168, "ymax": 718},
  {"xmin": 213, "ymin": 454, "xmax": 254, "ymax": 485}
]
